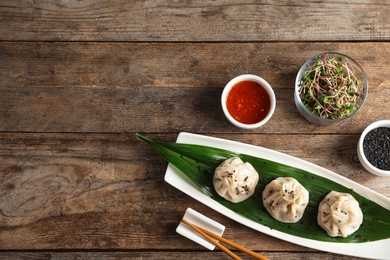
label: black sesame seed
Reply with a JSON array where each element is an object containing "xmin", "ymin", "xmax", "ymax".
[{"xmin": 363, "ymin": 127, "xmax": 390, "ymax": 171}]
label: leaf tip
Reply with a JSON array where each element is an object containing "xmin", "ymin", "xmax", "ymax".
[{"xmin": 136, "ymin": 133, "xmax": 152, "ymax": 143}]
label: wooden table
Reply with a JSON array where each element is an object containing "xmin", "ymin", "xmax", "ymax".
[{"xmin": 1, "ymin": 1, "xmax": 389, "ymax": 259}]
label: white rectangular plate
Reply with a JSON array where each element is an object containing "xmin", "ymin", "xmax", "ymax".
[{"xmin": 164, "ymin": 132, "xmax": 390, "ymax": 259}]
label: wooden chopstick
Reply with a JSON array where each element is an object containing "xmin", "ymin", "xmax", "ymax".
[
  {"xmin": 181, "ymin": 218, "xmax": 269, "ymax": 260},
  {"xmin": 181, "ymin": 218, "xmax": 241, "ymax": 260}
]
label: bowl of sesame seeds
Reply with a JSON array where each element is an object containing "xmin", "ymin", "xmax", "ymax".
[{"xmin": 357, "ymin": 120, "xmax": 390, "ymax": 176}]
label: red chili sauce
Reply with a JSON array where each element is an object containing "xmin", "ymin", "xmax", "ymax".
[{"xmin": 226, "ymin": 80, "xmax": 271, "ymax": 124}]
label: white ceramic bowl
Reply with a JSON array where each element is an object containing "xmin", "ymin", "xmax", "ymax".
[
  {"xmin": 357, "ymin": 120, "xmax": 390, "ymax": 176},
  {"xmin": 221, "ymin": 74, "xmax": 276, "ymax": 129}
]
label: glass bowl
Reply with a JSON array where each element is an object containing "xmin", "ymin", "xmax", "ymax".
[
  {"xmin": 294, "ymin": 52, "xmax": 368, "ymax": 125},
  {"xmin": 357, "ymin": 120, "xmax": 390, "ymax": 177},
  {"xmin": 221, "ymin": 74, "xmax": 276, "ymax": 129}
]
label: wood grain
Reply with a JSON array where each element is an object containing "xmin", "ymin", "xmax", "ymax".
[
  {"xmin": 0, "ymin": 0, "xmax": 389, "ymax": 42},
  {"xmin": 1, "ymin": 42, "xmax": 390, "ymax": 89},
  {"xmin": 0, "ymin": 86, "xmax": 388, "ymax": 134},
  {"xmin": 0, "ymin": 251, "xmax": 365, "ymax": 260},
  {"xmin": 1, "ymin": 42, "xmax": 389, "ymax": 134},
  {"xmin": 1, "ymin": 0, "xmax": 390, "ymax": 258},
  {"xmin": 1, "ymin": 133, "xmax": 387, "ymax": 251}
]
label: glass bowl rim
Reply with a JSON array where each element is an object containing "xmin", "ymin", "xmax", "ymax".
[{"xmin": 294, "ymin": 52, "xmax": 368, "ymax": 123}]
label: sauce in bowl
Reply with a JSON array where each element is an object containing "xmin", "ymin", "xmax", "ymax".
[
  {"xmin": 221, "ymin": 74, "xmax": 275, "ymax": 129},
  {"xmin": 226, "ymin": 80, "xmax": 271, "ymax": 124}
]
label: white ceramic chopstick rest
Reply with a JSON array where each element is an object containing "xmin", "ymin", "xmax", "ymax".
[{"xmin": 176, "ymin": 208, "xmax": 225, "ymax": 250}]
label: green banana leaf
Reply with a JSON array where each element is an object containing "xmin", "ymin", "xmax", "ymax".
[{"xmin": 137, "ymin": 133, "xmax": 390, "ymax": 243}]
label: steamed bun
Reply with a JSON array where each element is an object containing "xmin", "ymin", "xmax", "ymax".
[
  {"xmin": 262, "ymin": 177, "xmax": 309, "ymax": 223},
  {"xmin": 213, "ymin": 157, "xmax": 259, "ymax": 203},
  {"xmin": 317, "ymin": 191, "xmax": 363, "ymax": 237}
]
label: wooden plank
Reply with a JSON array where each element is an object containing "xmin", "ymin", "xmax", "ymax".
[
  {"xmin": 1, "ymin": 42, "xmax": 389, "ymax": 134},
  {"xmin": 0, "ymin": 1, "xmax": 389, "ymax": 42},
  {"xmin": 0, "ymin": 85, "xmax": 388, "ymax": 134},
  {"xmin": 1, "ymin": 42, "xmax": 390, "ymax": 89},
  {"xmin": 1, "ymin": 133, "xmax": 387, "ymax": 250}
]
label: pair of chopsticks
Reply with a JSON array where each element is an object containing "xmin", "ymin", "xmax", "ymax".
[{"xmin": 181, "ymin": 218, "xmax": 269, "ymax": 260}]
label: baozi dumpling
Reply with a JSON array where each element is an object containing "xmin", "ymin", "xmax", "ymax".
[
  {"xmin": 317, "ymin": 191, "xmax": 363, "ymax": 237},
  {"xmin": 262, "ymin": 177, "xmax": 309, "ymax": 223},
  {"xmin": 213, "ymin": 157, "xmax": 259, "ymax": 203}
]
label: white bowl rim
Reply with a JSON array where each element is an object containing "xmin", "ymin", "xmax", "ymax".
[
  {"xmin": 221, "ymin": 74, "xmax": 276, "ymax": 129},
  {"xmin": 357, "ymin": 120, "xmax": 390, "ymax": 176}
]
